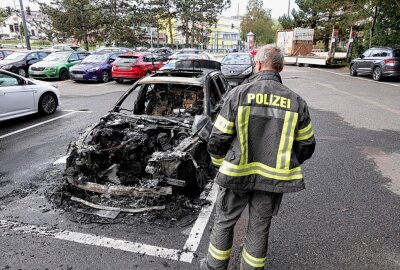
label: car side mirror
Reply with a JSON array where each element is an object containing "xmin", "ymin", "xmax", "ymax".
[
  {"xmin": 359, "ymin": 54, "xmax": 365, "ymax": 59},
  {"xmin": 17, "ymin": 78, "xmax": 26, "ymax": 85}
]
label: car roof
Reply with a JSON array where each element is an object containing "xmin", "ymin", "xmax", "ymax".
[{"xmin": 120, "ymin": 52, "xmax": 150, "ymax": 56}]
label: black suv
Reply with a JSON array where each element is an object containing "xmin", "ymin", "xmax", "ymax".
[
  {"xmin": 0, "ymin": 50, "xmax": 51, "ymax": 77},
  {"xmin": 350, "ymin": 47, "xmax": 400, "ymax": 81}
]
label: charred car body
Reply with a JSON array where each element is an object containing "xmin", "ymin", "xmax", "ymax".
[{"xmin": 66, "ymin": 60, "xmax": 230, "ymax": 203}]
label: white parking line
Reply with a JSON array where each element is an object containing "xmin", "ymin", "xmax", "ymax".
[
  {"xmin": 0, "ymin": 183, "xmax": 219, "ymax": 264},
  {"xmin": 61, "ymin": 110, "xmax": 93, "ymax": 113},
  {"xmin": 316, "ymin": 68, "xmax": 400, "ymax": 88},
  {"xmin": 0, "ymin": 112, "xmax": 76, "ymax": 140},
  {"xmin": 88, "ymin": 81, "xmax": 115, "ymax": 87},
  {"xmin": 54, "ymin": 156, "xmax": 68, "ymax": 165}
]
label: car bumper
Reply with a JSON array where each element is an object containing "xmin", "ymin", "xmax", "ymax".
[
  {"xmin": 29, "ymin": 70, "xmax": 58, "ymax": 78},
  {"xmin": 71, "ymin": 72, "xmax": 100, "ymax": 81},
  {"xmin": 383, "ymin": 70, "xmax": 400, "ymax": 77},
  {"xmin": 224, "ymin": 75, "xmax": 249, "ymax": 87}
]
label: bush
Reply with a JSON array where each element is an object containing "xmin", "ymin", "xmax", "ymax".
[{"xmin": 31, "ymin": 40, "xmax": 51, "ymax": 46}]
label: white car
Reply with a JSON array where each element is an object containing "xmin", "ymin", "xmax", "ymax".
[{"xmin": 0, "ymin": 69, "xmax": 61, "ymax": 121}]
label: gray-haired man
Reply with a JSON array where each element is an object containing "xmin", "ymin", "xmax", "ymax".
[{"xmin": 201, "ymin": 45, "xmax": 316, "ymax": 270}]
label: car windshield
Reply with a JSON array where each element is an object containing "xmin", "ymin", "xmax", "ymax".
[
  {"xmin": 113, "ymin": 55, "xmax": 139, "ymax": 65},
  {"xmin": 44, "ymin": 52, "xmax": 70, "ymax": 61},
  {"xmin": 222, "ymin": 54, "xmax": 252, "ymax": 65},
  {"xmin": 177, "ymin": 54, "xmax": 201, "ymax": 60},
  {"xmin": 82, "ymin": 54, "xmax": 108, "ymax": 63},
  {"xmin": 120, "ymin": 83, "xmax": 204, "ymax": 116},
  {"xmin": 4, "ymin": 52, "xmax": 27, "ymax": 61},
  {"xmin": 393, "ymin": 50, "xmax": 400, "ymax": 57}
]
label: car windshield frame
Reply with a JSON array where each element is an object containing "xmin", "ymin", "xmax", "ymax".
[
  {"xmin": 113, "ymin": 55, "xmax": 139, "ymax": 65},
  {"xmin": 44, "ymin": 52, "xmax": 70, "ymax": 62},
  {"xmin": 221, "ymin": 54, "xmax": 252, "ymax": 65},
  {"xmin": 4, "ymin": 52, "xmax": 27, "ymax": 61},
  {"xmin": 81, "ymin": 54, "xmax": 109, "ymax": 64}
]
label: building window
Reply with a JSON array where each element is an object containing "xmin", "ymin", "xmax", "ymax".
[{"xmin": 9, "ymin": 25, "xmax": 14, "ymax": 33}]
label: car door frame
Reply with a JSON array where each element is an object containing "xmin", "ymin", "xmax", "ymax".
[{"xmin": 0, "ymin": 71, "xmax": 35, "ymax": 120}]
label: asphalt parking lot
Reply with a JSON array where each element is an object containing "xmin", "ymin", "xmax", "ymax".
[{"xmin": 1, "ymin": 67, "xmax": 400, "ymax": 270}]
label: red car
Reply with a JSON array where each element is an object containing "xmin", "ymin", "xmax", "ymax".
[
  {"xmin": 111, "ymin": 52, "xmax": 164, "ymax": 83},
  {"xmin": 0, "ymin": 49, "xmax": 14, "ymax": 60}
]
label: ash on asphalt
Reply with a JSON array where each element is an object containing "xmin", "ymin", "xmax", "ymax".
[{"xmin": 45, "ymin": 168, "xmax": 213, "ymax": 228}]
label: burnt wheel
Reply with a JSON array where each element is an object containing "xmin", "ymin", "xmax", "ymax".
[
  {"xmin": 39, "ymin": 92, "xmax": 57, "ymax": 115},
  {"xmin": 349, "ymin": 64, "xmax": 357, "ymax": 76}
]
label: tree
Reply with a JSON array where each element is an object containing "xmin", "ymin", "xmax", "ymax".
[
  {"xmin": 36, "ymin": 0, "xmax": 103, "ymax": 50},
  {"xmin": 240, "ymin": 0, "xmax": 276, "ymax": 46},
  {"xmin": 0, "ymin": 8, "xmax": 7, "ymax": 25}
]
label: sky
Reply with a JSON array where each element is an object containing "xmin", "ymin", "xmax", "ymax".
[{"xmin": 2, "ymin": 0, "xmax": 298, "ymax": 20}]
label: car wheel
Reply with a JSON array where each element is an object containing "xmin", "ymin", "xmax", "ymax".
[
  {"xmin": 101, "ymin": 71, "xmax": 109, "ymax": 83},
  {"xmin": 350, "ymin": 64, "xmax": 357, "ymax": 76},
  {"xmin": 39, "ymin": 93, "xmax": 57, "ymax": 115},
  {"xmin": 372, "ymin": 66, "xmax": 383, "ymax": 81},
  {"xmin": 59, "ymin": 69, "xmax": 69, "ymax": 80},
  {"xmin": 17, "ymin": 68, "xmax": 27, "ymax": 77},
  {"xmin": 115, "ymin": 79, "xmax": 123, "ymax": 84}
]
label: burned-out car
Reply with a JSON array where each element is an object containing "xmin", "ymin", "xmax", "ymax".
[{"xmin": 66, "ymin": 60, "xmax": 230, "ymax": 202}]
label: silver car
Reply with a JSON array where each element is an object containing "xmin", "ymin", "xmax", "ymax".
[{"xmin": 0, "ymin": 69, "xmax": 61, "ymax": 121}]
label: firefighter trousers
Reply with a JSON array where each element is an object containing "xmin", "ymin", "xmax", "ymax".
[{"xmin": 206, "ymin": 186, "xmax": 283, "ymax": 270}]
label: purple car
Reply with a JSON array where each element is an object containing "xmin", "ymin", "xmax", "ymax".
[{"xmin": 70, "ymin": 52, "xmax": 119, "ymax": 83}]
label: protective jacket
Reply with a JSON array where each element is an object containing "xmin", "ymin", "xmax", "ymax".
[{"xmin": 208, "ymin": 70, "xmax": 315, "ymax": 193}]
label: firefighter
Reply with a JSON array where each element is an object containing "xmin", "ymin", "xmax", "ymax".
[{"xmin": 200, "ymin": 45, "xmax": 316, "ymax": 270}]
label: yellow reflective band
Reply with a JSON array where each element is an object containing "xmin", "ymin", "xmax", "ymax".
[
  {"xmin": 214, "ymin": 115, "xmax": 235, "ymax": 135},
  {"xmin": 295, "ymin": 130, "xmax": 314, "ymax": 141},
  {"xmin": 219, "ymin": 161, "xmax": 303, "ymax": 181},
  {"xmin": 238, "ymin": 106, "xmax": 251, "ymax": 165},
  {"xmin": 211, "ymin": 156, "xmax": 224, "ymax": 166},
  {"xmin": 276, "ymin": 111, "xmax": 291, "ymax": 169},
  {"xmin": 242, "ymin": 249, "xmax": 266, "ymax": 268},
  {"xmin": 208, "ymin": 243, "xmax": 231, "ymax": 261},
  {"xmin": 243, "ymin": 248, "xmax": 266, "ymax": 263},
  {"xmin": 285, "ymin": 112, "xmax": 298, "ymax": 169},
  {"xmin": 297, "ymin": 122, "xmax": 312, "ymax": 135}
]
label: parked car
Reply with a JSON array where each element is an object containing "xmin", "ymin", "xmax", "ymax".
[
  {"xmin": 169, "ymin": 49, "xmax": 216, "ymax": 61},
  {"xmin": 70, "ymin": 52, "xmax": 120, "ymax": 83},
  {"xmin": 147, "ymin": 47, "xmax": 173, "ymax": 61},
  {"xmin": 350, "ymin": 47, "xmax": 400, "ymax": 81},
  {"xmin": 0, "ymin": 50, "xmax": 51, "ymax": 77},
  {"xmin": 221, "ymin": 53, "xmax": 255, "ymax": 87},
  {"xmin": 159, "ymin": 53, "xmax": 203, "ymax": 70},
  {"xmin": 95, "ymin": 47, "xmax": 133, "ymax": 54},
  {"xmin": 29, "ymin": 51, "xmax": 89, "ymax": 80},
  {"xmin": 0, "ymin": 49, "xmax": 14, "ymax": 60},
  {"xmin": 111, "ymin": 52, "xmax": 164, "ymax": 83},
  {"xmin": 65, "ymin": 60, "xmax": 230, "ymax": 202},
  {"xmin": 51, "ymin": 44, "xmax": 86, "ymax": 52},
  {"xmin": 0, "ymin": 69, "xmax": 61, "ymax": 121}
]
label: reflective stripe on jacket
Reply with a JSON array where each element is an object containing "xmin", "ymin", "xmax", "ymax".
[{"xmin": 208, "ymin": 70, "xmax": 315, "ymax": 193}]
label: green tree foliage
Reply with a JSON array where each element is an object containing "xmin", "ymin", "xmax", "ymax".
[
  {"xmin": 36, "ymin": 0, "xmax": 149, "ymax": 49},
  {"xmin": 0, "ymin": 8, "xmax": 7, "ymax": 25},
  {"xmin": 240, "ymin": 0, "xmax": 276, "ymax": 46}
]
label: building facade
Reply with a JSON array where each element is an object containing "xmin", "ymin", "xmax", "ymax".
[{"xmin": 0, "ymin": 11, "xmax": 47, "ymax": 39}]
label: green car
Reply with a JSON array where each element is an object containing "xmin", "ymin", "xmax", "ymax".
[{"xmin": 29, "ymin": 51, "xmax": 89, "ymax": 80}]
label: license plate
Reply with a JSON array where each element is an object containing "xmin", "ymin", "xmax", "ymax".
[
  {"xmin": 119, "ymin": 66, "xmax": 130, "ymax": 70},
  {"xmin": 31, "ymin": 71, "xmax": 42, "ymax": 75},
  {"xmin": 74, "ymin": 74, "xmax": 84, "ymax": 79}
]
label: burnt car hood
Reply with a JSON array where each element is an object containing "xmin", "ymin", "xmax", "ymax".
[
  {"xmin": 221, "ymin": 64, "xmax": 251, "ymax": 76},
  {"xmin": 66, "ymin": 112, "xmax": 213, "ymax": 195}
]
